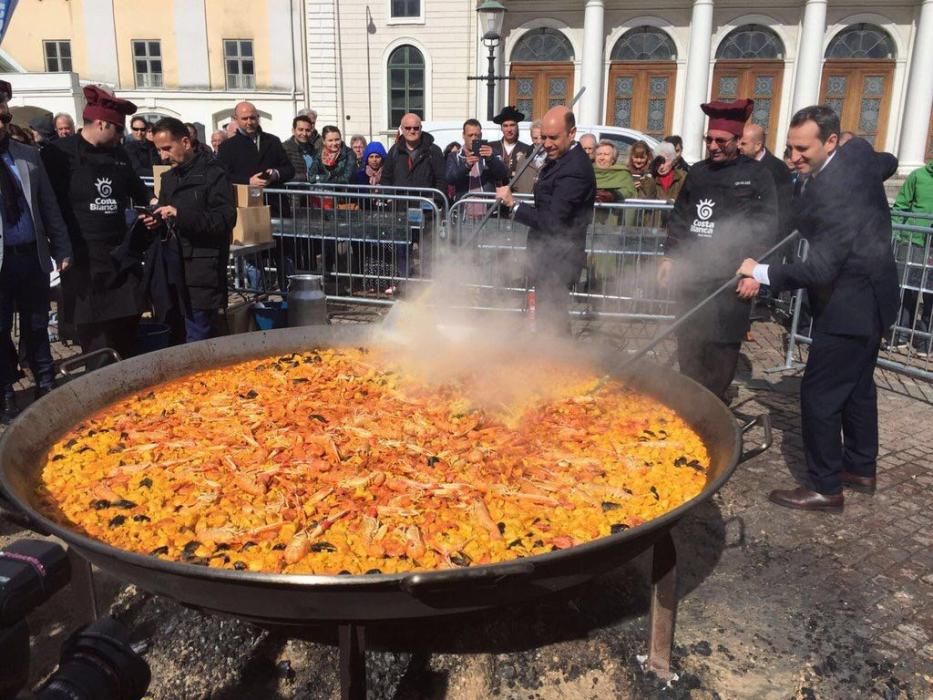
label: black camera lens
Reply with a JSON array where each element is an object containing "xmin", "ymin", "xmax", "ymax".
[{"xmin": 36, "ymin": 617, "xmax": 150, "ymax": 700}]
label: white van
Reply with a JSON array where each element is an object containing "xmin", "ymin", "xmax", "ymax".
[{"xmin": 420, "ymin": 120, "xmax": 661, "ymax": 163}]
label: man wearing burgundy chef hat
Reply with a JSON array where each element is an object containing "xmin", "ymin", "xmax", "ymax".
[
  {"xmin": 40, "ymin": 84, "xmax": 154, "ymax": 367},
  {"xmin": 656, "ymin": 97, "xmax": 778, "ymax": 403}
]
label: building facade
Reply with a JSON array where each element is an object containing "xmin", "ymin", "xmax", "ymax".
[
  {"xmin": 308, "ymin": 0, "xmax": 933, "ymax": 172},
  {"xmin": 0, "ymin": 0, "xmax": 306, "ymax": 137}
]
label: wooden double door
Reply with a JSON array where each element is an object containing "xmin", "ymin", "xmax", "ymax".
[
  {"xmin": 509, "ymin": 63, "xmax": 574, "ymax": 121},
  {"xmin": 605, "ymin": 62, "xmax": 676, "ymax": 140},
  {"xmin": 710, "ymin": 60, "xmax": 784, "ymax": 152},
  {"xmin": 820, "ymin": 60, "xmax": 895, "ymax": 150}
]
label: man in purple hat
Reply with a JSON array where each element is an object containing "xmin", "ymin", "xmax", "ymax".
[
  {"xmin": 0, "ymin": 80, "xmax": 73, "ymax": 419},
  {"xmin": 657, "ymin": 98, "xmax": 778, "ymax": 403},
  {"xmin": 41, "ymin": 85, "xmax": 154, "ymax": 365}
]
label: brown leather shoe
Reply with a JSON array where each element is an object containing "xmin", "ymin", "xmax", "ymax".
[
  {"xmin": 841, "ymin": 471, "xmax": 876, "ymax": 495},
  {"xmin": 768, "ymin": 487, "xmax": 844, "ymax": 512}
]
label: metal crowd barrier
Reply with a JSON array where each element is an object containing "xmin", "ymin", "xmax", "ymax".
[
  {"xmin": 449, "ymin": 196, "xmax": 676, "ymax": 320},
  {"xmin": 771, "ymin": 211, "xmax": 933, "ymax": 383},
  {"xmin": 262, "ymin": 185, "xmax": 445, "ymax": 305}
]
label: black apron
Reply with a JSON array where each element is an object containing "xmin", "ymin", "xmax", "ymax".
[{"xmin": 60, "ymin": 151, "xmax": 144, "ymax": 326}]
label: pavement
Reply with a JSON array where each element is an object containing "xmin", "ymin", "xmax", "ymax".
[{"xmin": 1, "ymin": 310, "xmax": 931, "ymax": 699}]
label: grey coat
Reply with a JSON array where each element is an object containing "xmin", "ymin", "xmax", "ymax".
[{"xmin": 0, "ymin": 140, "xmax": 72, "ymax": 274}]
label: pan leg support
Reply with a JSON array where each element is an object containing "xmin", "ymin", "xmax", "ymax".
[
  {"xmin": 647, "ymin": 530, "xmax": 677, "ymax": 680},
  {"xmin": 67, "ymin": 549, "xmax": 98, "ymax": 625},
  {"xmin": 338, "ymin": 623, "xmax": 367, "ymax": 700}
]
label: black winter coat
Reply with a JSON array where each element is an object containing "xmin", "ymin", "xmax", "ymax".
[
  {"xmin": 513, "ymin": 143, "xmax": 596, "ymax": 269},
  {"xmin": 157, "ymin": 151, "xmax": 237, "ymax": 310},
  {"xmin": 380, "ymin": 132, "xmax": 447, "ymax": 195},
  {"xmin": 282, "ymin": 136, "xmax": 317, "ymax": 182},
  {"xmin": 768, "ymin": 138, "xmax": 899, "ymax": 336},
  {"xmin": 758, "ymin": 148, "xmax": 795, "ymax": 238},
  {"xmin": 215, "ymin": 129, "xmax": 295, "ymax": 185},
  {"xmin": 665, "ymin": 155, "xmax": 778, "ymax": 341},
  {"xmin": 125, "ymin": 139, "xmax": 161, "ymax": 178}
]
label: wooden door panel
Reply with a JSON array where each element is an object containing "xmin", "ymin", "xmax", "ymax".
[
  {"xmin": 510, "ymin": 63, "xmax": 574, "ymax": 121},
  {"xmin": 711, "ymin": 60, "xmax": 784, "ymax": 151},
  {"xmin": 820, "ymin": 60, "xmax": 894, "ymax": 150},
  {"xmin": 606, "ymin": 62, "xmax": 676, "ymax": 139}
]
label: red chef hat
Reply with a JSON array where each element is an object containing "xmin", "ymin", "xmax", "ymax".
[
  {"xmin": 701, "ymin": 98, "xmax": 754, "ymax": 137},
  {"xmin": 82, "ymin": 85, "xmax": 137, "ymax": 126},
  {"xmin": 0, "ymin": 80, "xmax": 11, "ymax": 101}
]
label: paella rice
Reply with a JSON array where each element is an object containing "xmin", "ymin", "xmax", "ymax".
[{"xmin": 36, "ymin": 348, "xmax": 709, "ymax": 575}]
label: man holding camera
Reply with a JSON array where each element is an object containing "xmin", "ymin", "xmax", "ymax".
[
  {"xmin": 446, "ymin": 118, "xmax": 508, "ymax": 204},
  {"xmin": 142, "ymin": 118, "xmax": 236, "ymax": 343}
]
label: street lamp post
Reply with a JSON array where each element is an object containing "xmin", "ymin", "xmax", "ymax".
[{"xmin": 469, "ymin": 0, "xmax": 508, "ymax": 121}]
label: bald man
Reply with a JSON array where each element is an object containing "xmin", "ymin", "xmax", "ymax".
[
  {"xmin": 497, "ymin": 106, "xmax": 596, "ymax": 334},
  {"xmin": 579, "ymin": 133, "xmax": 597, "ymax": 162},
  {"xmin": 216, "ymin": 101, "xmax": 294, "ymax": 187},
  {"xmin": 739, "ymin": 123, "xmax": 794, "ymax": 238}
]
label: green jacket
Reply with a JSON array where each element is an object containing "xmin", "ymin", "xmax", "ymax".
[{"xmin": 893, "ymin": 160, "xmax": 933, "ymax": 245}]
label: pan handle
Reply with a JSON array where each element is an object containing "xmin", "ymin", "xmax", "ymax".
[
  {"xmin": 57, "ymin": 348, "xmax": 123, "ymax": 378},
  {"xmin": 401, "ymin": 560, "xmax": 535, "ymax": 596},
  {"xmin": 738, "ymin": 413, "xmax": 772, "ymax": 463},
  {"xmin": 0, "ymin": 493, "xmax": 51, "ymax": 536}
]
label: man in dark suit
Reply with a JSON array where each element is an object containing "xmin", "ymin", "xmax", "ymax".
[
  {"xmin": 0, "ymin": 80, "xmax": 73, "ymax": 418},
  {"xmin": 489, "ymin": 106, "xmax": 532, "ymax": 183},
  {"xmin": 739, "ymin": 105, "xmax": 899, "ymax": 512},
  {"xmin": 739, "ymin": 123, "xmax": 794, "ymax": 238},
  {"xmin": 496, "ymin": 105, "xmax": 596, "ymax": 335},
  {"xmin": 215, "ymin": 102, "xmax": 294, "ymax": 186}
]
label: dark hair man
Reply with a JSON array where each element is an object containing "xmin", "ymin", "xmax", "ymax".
[
  {"xmin": 658, "ymin": 98, "xmax": 778, "ymax": 402},
  {"xmin": 446, "ymin": 118, "xmax": 507, "ymax": 201},
  {"xmin": 0, "ymin": 81, "xmax": 73, "ymax": 419},
  {"xmin": 496, "ymin": 106, "xmax": 596, "ymax": 334},
  {"xmin": 143, "ymin": 117, "xmax": 236, "ymax": 343},
  {"xmin": 216, "ymin": 101, "xmax": 295, "ymax": 186},
  {"xmin": 41, "ymin": 85, "xmax": 153, "ymax": 365},
  {"xmin": 738, "ymin": 105, "xmax": 899, "ymax": 512},
  {"xmin": 490, "ymin": 105, "xmax": 532, "ymax": 182},
  {"xmin": 283, "ymin": 114, "xmax": 318, "ymax": 182},
  {"xmin": 663, "ymin": 135, "xmax": 690, "ymax": 173}
]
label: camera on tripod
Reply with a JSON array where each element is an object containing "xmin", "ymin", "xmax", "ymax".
[{"xmin": 0, "ymin": 539, "xmax": 150, "ymax": 700}]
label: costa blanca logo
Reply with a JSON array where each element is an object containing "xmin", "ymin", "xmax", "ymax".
[
  {"xmin": 95, "ymin": 178, "xmax": 113, "ymax": 198},
  {"xmin": 696, "ymin": 199, "xmax": 715, "ymax": 221}
]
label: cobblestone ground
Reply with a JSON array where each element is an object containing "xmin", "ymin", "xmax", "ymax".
[{"xmin": 1, "ymin": 308, "xmax": 931, "ymax": 699}]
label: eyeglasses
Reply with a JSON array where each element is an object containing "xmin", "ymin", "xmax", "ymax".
[
  {"xmin": 704, "ymin": 135, "xmax": 735, "ymax": 147},
  {"xmin": 131, "ymin": 127, "xmax": 146, "ymax": 132},
  {"xmin": 401, "ymin": 125, "xmax": 421, "ymax": 132}
]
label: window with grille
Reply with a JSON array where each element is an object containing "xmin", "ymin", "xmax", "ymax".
[
  {"xmin": 611, "ymin": 27, "xmax": 677, "ymax": 61},
  {"xmin": 511, "ymin": 28, "xmax": 575, "ymax": 62},
  {"xmin": 132, "ymin": 40, "xmax": 163, "ymax": 88},
  {"xmin": 387, "ymin": 44, "xmax": 424, "ymax": 128},
  {"xmin": 43, "ymin": 41, "xmax": 72, "ymax": 72},
  {"xmin": 716, "ymin": 25, "xmax": 784, "ymax": 60},
  {"xmin": 224, "ymin": 39, "xmax": 255, "ymax": 90},
  {"xmin": 826, "ymin": 24, "xmax": 896, "ymax": 60},
  {"xmin": 390, "ymin": 0, "xmax": 420, "ymax": 18}
]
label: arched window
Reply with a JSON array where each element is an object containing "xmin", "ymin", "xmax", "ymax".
[
  {"xmin": 716, "ymin": 24, "xmax": 785, "ymax": 60},
  {"xmin": 510, "ymin": 28, "xmax": 574, "ymax": 62},
  {"xmin": 387, "ymin": 45, "xmax": 424, "ymax": 128},
  {"xmin": 826, "ymin": 24, "xmax": 896, "ymax": 59},
  {"xmin": 610, "ymin": 27, "xmax": 676, "ymax": 61}
]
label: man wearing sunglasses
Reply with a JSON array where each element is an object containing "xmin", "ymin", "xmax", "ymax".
[
  {"xmin": 381, "ymin": 113, "xmax": 446, "ymax": 193},
  {"xmin": 657, "ymin": 98, "xmax": 778, "ymax": 403},
  {"xmin": 41, "ymin": 85, "xmax": 153, "ymax": 366}
]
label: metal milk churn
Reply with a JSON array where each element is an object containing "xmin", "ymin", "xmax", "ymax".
[{"xmin": 287, "ymin": 274, "xmax": 328, "ymax": 326}]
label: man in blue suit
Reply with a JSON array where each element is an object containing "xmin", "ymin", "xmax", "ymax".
[
  {"xmin": 496, "ymin": 105, "xmax": 596, "ymax": 334},
  {"xmin": 0, "ymin": 80, "xmax": 73, "ymax": 419},
  {"xmin": 739, "ymin": 105, "xmax": 899, "ymax": 512}
]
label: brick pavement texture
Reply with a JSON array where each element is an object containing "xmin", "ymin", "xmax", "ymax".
[{"xmin": 1, "ymin": 314, "xmax": 931, "ymax": 699}]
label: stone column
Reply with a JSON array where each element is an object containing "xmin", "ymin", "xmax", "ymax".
[
  {"xmin": 681, "ymin": 0, "xmax": 714, "ymax": 163},
  {"xmin": 791, "ymin": 0, "xmax": 828, "ymax": 113},
  {"xmin": 579, "ymin": 0, "xmax": 605, "ymax": 124},
  {"xmin": 898, "ymin": 0, "xmax": 933, "ymax": 171}
]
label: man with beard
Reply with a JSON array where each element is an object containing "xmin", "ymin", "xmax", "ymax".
[
  {"xmin": 490, "ymin": 106, "xmax": 532, "ymax": 183},
  {"xmin": 496, "ymin": 106, "xmax": 596, "ymax": 335},
  {"xmin": 142, "ymin": 117, "xmax": 236, "ymax": 343},
  {"xmin": 657, "ymin": 98, "xmax": 777, "ymax": 402},
  {"xmin": 41, "ymin": 85, "xmax": 153, "ymax": 364},
  {"xmin": 0, "ymin": 81, "xmax": 72, "ymax": 418},
  {"xmin": 282, "ymin": 115, "xmax": 317, "ymax": 182},
  {"xmin": 738, "ymin": 106, "xmax": 899, "ymax": 511}
]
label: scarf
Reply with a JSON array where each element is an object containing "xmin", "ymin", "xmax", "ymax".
[
  {"xmin": 365, "ymin": 164, "xmax": 382, "ymax": 186},
  {"xmin": 322, "ymin": 149, "xmax": 339, "ymax": 168},
  {"xmin": 656, "ymin": 169, "xmax": 676, "ymax": 192},
  {"xmin": 594, "ymin": 164, "xmax": 633, "ymax": 191},
  {"xmin": 0, "ymin": 134, "xmax": 23, "ymax": 226}
]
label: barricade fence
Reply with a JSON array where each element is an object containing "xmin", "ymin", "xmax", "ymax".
[{"xmin": 772, "ymin": 211, "xmax": 933, "ymax": 383}]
